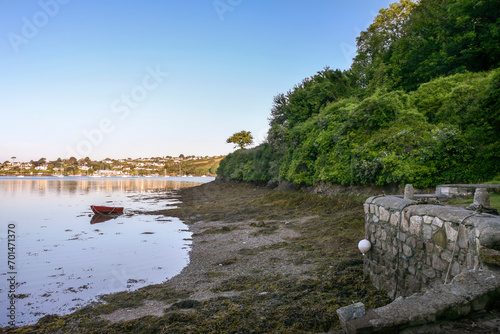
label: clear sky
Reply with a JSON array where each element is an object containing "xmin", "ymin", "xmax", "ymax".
[{"xmin": 1, "ymin": 0, "xmax": 393, "ymax": 162}]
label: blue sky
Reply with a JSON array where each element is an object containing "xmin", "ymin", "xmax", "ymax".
[{"xmin": 1, "ymin": 0, "xmax": 393, "ymax": 162}]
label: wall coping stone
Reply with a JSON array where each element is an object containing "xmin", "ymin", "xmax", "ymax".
[
  {"xmin": 366, "ymin": 196, "xmax": 416, "ymax": 211},
  {"xmin": 344, "ymin": 270, "xmax": 500, "ymax": 333},
  {"xmin": 365, "ymin": 196, "xmax": 500, "ymax": 250},
  {"xmin": 436, "ymin": 184, "xmax": 500, "ymax": 198}
]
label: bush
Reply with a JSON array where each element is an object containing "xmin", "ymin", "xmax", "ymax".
[{"xmin": 217, "ymin": 144, "xmax": 273, "ymax": 184}]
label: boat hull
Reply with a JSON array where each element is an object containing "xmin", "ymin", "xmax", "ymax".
[{"xmin": 90, "ymin": 205, "xmax": 124, "ymax": 214}]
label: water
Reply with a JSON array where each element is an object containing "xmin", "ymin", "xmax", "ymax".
[{"xmin": 0, "ymin": 176, "xmax": 214, "ymax": 327}]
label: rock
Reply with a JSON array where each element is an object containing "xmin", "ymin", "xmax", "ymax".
[
  {"xmin": 423, "ymin": 224, "xmax": 433, "ymax": 241},
  {"xmin": 473, "ymin": 188, "xmax": 490, "ymax": 207},
  {"xmin": 403, "ymin": 244, "xmax": 413, "ymax": 257},
  {"xmin": 409, "ymin": 216, "xmax": 423, "ymax": 236},
  {"xmin": 445, "ymin": 222, "xmax": 458, "ymax": 242},
  {"xmin": 432, "ymin": 217, "xmax": 444, "ymax": 228},
  {"xmin": 379, "ymin": 206, "xmax": 391, "ymax": 223},
  {"xmin": 404, "ymin": 184, "xmax": 415, "ymax": 200},
  {"xmin": 336, "ymin": 302, "xmax": 365, "ymax": 329},
  {"xmin": 433, "ymin": 229, "xmax": 447, "ymax": 249}
]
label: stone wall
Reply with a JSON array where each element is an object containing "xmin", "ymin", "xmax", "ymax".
[
  {"xmin": 338, "ymin": 270, "xmax": 500, "ymax": 333},
  {"xmin": 436, "ymin": 184, "xmax": 500, "ymax": 198},
  {"xmin": 363, "ymin": 195, "xmax": 500, "ymax": 298}
]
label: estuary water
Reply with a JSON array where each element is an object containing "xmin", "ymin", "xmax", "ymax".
[{"xmin": 0, "ymin": 176, "xmax": 214, "ymax": 327}]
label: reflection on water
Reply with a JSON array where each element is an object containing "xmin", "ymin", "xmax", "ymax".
[
  {"xmin": 3, "ymin": 177, "xmax": 208, "ymax": 196},
  {"xmin": 90, "ymin": 214, "xmax": 122, "ymax": 224},
  {"xmin": 0, "ymin": 176, "xmax": 213, "ymax": 327}
]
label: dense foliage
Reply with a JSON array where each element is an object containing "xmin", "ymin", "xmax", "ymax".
[{"xmin": 218, "ymin": 0, "xmax": 500, "ymax": 188}]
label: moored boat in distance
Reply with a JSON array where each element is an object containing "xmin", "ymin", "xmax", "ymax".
[{"xmin": 90, "ymin": 205, "xmax": 124, "ymax": 214}]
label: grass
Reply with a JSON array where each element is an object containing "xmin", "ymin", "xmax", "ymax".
[
  {"xmin": 485, "ymin": 176, "xmax": 500, "ymax": 184},
  {"xmin": 448, "ymin": 193, "xmax": 500, "ymax": 211}
]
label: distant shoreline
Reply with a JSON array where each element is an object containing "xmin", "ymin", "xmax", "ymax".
[{"xmin": 0, "ymin": 175, "xmax": 216, "ymax": 179}]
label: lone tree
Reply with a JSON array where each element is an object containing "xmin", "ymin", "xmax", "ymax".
[{"xmin": 226, "ymin": 131, "xmax": 254, "ymax": 149}]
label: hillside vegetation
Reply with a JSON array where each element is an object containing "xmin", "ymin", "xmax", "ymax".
[
  {"xmin": 218, "ymin": 0, "xmax": 500, "ymax": 188},
  {"xmin": 165, "ymin": 157, "xmax": 222, "ymax": 176}
]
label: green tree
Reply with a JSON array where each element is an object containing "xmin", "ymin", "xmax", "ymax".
[
  {"xmin": 226, "ymin": 131, "xmax": 254, "ymax": 149},
  {"xmin": 387, "ymin": 0, "xmax": 500, "ymax": 91},
  {"xmin": 68, "ymin": 156, "xmax": 78, "ymax": 165},
  {"xmin": 267, "ymin": 67, "xmax": 356, "ymax": 168},
  {"xmin": 350, "ymin": 0, "xmax": 419, "ymax": 89}
]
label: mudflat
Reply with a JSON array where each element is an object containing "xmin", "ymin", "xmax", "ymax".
[{"xmin": 6, "ymin": 181, "xmax": 389, "ymax": 333}]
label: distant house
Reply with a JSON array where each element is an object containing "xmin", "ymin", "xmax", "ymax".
[
  {"xmin": 97, "ymin": 169, "xmax": 122, "ymax": 176},
  {"xmin": 35, "ymin": 165, "xmax": 48, "ymax": 171}
]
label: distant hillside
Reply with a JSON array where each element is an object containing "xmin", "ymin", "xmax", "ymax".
[
  {"xmin": 0, "ymin": 156, "xmax": 224, "ymax": 177},
  {"xmin": 166, "ymin": 157, "xmax": 223, "ymax": 176}
]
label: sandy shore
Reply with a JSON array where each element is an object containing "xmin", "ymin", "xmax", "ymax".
[{"xmin": 102, "ymin": 211, "xmax": 316, "ymax": 323}]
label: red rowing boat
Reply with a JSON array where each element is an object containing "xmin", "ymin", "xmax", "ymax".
[{"xmin": 90, "ymin": 205, "xmax": 124, "ymax": 214}]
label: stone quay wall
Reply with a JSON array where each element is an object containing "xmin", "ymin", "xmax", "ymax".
[{"xmin": 363, "ymin": 195, "xmax": 500, "ymax": 298}]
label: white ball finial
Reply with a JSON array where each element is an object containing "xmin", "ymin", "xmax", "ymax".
[{"xmin": 358, "ymin": 239, "xmax": 371, "ymax": 255}]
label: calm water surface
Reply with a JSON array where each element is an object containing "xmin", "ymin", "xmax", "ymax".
[{"xmin": 0, "ymin": 176, "xmax": 214, "ymax": 327}]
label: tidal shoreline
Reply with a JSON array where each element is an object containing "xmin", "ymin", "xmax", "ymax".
[
  {"xmin": 4, "ymin": 180, "xmax": 499, "ymax": 333},
  {"xmin": 5, "ymin": 180, "xmax": 391, "ymax": 333}
]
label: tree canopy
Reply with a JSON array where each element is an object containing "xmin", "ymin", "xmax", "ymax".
[
  {"xmin": 218, "ymin": 0, "xmax": 500, "ymax": 188},
  {"xmin": 226, "ymin": 131, "xmax": 254, "ymax": 150},
  {"xmin": 351, "ymin": 0, "xmax": 419, "ymax": 88}
]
